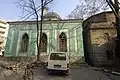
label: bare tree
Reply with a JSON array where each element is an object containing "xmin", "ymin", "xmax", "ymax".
[
  {"xmin": 106, "ymin": 0, "xmax": 120, "ymax": 66},
  {"xmin": 67, "ymin": 0, "xmax": 109, "ymax": 19},
  {"xmin": 17, "ymin": 0, "xmax": 53, "ymax": 61}
]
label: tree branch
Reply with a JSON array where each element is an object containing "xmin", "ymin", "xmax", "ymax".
[
  {"xmin": 44, "ymin": 0, "xmax": 53, "ymax": 6},
  {"xmin": 106, "ymin": 0, "xmax": 119, "ymax": 17}
]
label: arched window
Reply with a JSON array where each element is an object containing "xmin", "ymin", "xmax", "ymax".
[
  {"xmin": 41, "ymin": 33, "xmax": 47, "ymax": 52},
  {"xmin": 59, "ymin": 32, "xmax": 67, "ymax": 52},
  {"xmin": 21, "ymin": 33, "xmax": 29, "ymax": 52},
  {"xmin": 103, "ymin": 33, "xmax": 110, "ymax": 41}
]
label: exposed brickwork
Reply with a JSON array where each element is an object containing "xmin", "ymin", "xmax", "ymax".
[{"xmin": 83, "ymin": 11, "xmax": 117, "ymax": 66}]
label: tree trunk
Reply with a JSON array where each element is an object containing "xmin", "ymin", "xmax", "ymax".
[
  {"xmin": 36, "ymin": 15, "xmax": 40, "ymax": 61},
  {"xmin": 114, "ymin": 0, "xmax": 120, "ymax": 68},
  {"xmin": 37, "ymin": 0, "xmax": 44, "ymax": 61}
]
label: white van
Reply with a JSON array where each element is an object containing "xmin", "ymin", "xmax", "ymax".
[{"xmin": 46, "ymin": 52, "xmax": 70, "ymax": 75}]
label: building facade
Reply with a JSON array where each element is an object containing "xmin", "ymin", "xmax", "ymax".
[
  {"xmin": 83, "ymin": 11, "xmax": 117, "ymax": 66},
  {"xmin": 5, "ymin": 12, "xmax": 84, "ymax": 62},
  {"xmin": 0, "ymin": 19, "xmax": 9, "ymax": 55}
]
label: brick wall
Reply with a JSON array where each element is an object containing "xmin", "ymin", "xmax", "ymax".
[{"xmin": 83, "ymin": 12, "xmax": 117, "ymax": 66}]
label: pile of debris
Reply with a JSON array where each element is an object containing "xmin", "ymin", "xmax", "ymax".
[
  {"xmin": 0, "ymin": 61, "xmax": 25, "ymax": 73},
  {"xmin": 0, "ymin": 60, "xmax": 46, "ymax": 73}
]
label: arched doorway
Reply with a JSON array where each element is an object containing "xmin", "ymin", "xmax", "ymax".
[
  {"xmin": 41, "ymin": 33, "xmax": 47, "ymax": 52},
  {"xmin": 59, "ymin": 32, "xmax": 67, "ymax": 52},
  {"xmin": 21, "ymin": 33, "xmax": 29, "ymax": 52}
]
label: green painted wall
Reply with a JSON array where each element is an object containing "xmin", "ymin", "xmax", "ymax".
[{"xmin": 5, "ymin": 20, "xmax": 84, "ymax": 58}]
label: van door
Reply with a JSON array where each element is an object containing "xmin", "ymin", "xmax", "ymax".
[{"xmin": 48, "ymin": 53, "xmax": 68, "ymax": 70}]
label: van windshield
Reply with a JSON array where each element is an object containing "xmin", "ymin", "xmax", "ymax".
[{"xmin": 50, "ymin": 53, "xmax": 66, "ymax": 60}]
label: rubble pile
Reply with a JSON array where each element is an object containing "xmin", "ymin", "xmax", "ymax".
[
  {"xmin": 0, "ymin": 60, "xmax": 45, "ymax": 73},
  {"xmin": 0, "ymin": 61, "xmax": 25, "ymax": 73}
]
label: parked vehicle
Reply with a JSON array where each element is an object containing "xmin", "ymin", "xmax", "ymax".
[{"xmin": 46, "ymin": 52, "xmax": 70, "ymax": 75}]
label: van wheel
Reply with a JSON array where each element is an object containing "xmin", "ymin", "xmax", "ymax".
[
  {"xmin": 65, "ymin": 70, "xmax": 70, "ymax": 76},
  {"xmin": 47, "ymin": 69, "xmax": 51, "ymax": 75},
  {"xmin": 47, "ymin": 71, "xmax": 50, "ymax": 75},
  {"xmin": 65, "ymin": 72, "xmax": 69, "ymax": 76}
]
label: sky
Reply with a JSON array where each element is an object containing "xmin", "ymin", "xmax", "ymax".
[{"xmin": 0, "ymin": 0, "xmax": 79, "ymax": 21}]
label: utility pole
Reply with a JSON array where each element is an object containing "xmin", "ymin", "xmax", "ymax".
[{"xmin": 37, "ymin": 0, "xmax": 44, "ymax": 61}]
